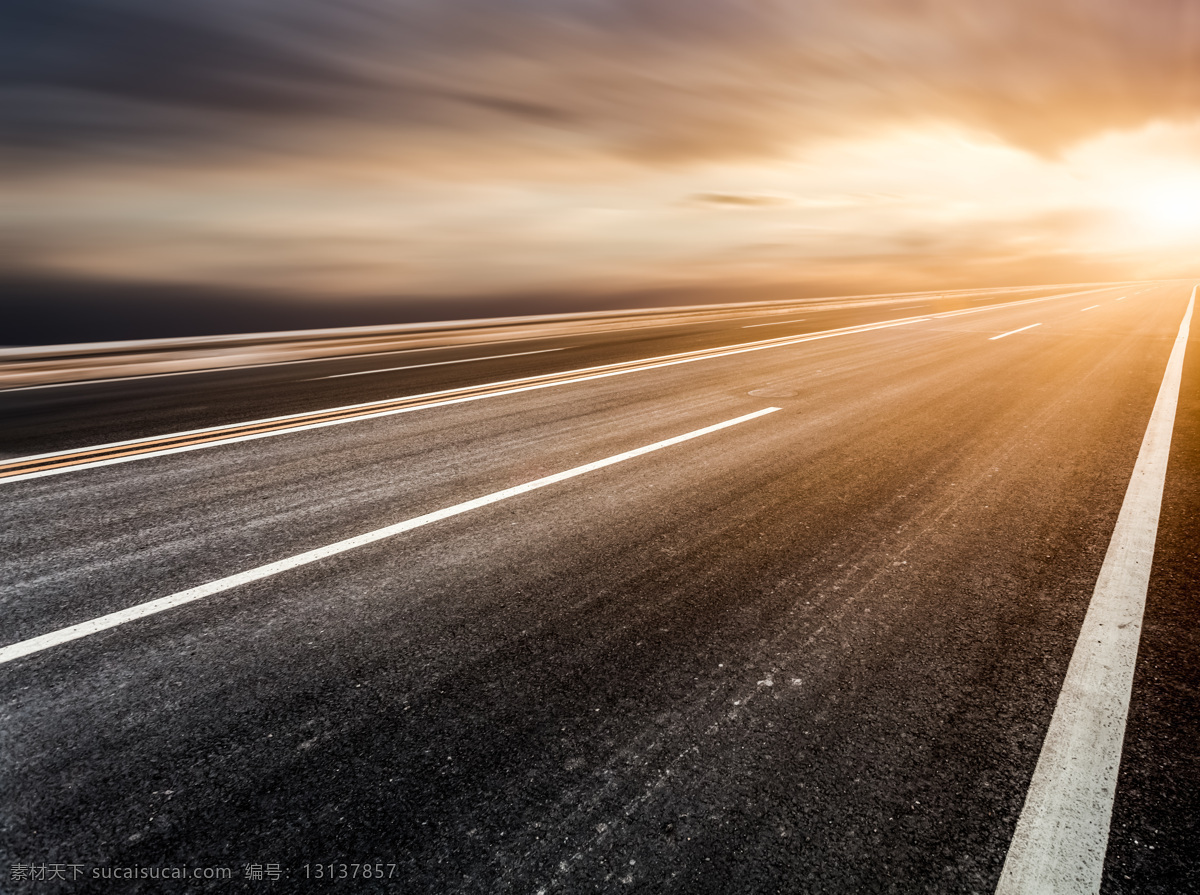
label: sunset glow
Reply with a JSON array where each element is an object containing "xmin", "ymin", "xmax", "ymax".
[
  {"xmin": 1127, "ymin": 180, "xmax": 1200, "ymax": 236},
  {"xmin": 5, "ymin": 1, "xmax": 1200, "ymax": 318}
]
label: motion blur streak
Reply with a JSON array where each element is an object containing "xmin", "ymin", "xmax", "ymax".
[{"xmin": 4, "ymin": 1, "xmax": 1200, "ymax": 336}]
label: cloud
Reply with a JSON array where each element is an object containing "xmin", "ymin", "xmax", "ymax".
[
  {"xmin": 4, "ymin": 0, "xmax": 1199, "ymax": 171},
  {"xmin": 6, "ymin": 1, "xmax": 1200, "ymax": 310},
  {"xmin": 691, "ymin": 193, "xmax": 791, "ymax": 207}
]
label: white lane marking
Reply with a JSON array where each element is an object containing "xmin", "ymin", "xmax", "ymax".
[
  {"xmin": 742, "ymin": 319, "xmax": 808, "ymax": 328},
  {"xmin": 0, "ymin": 407, "xmax": 781, "ymax": 664},
  {"xmin": 989, "ymin": 323, "xmax": 1042, "ymax": 340},
  {"xmin": 310, "ymin": 348, "xmax": 564, "ymax": 379},
  {"xmin": 996, "ymin": 286, "xmax": 1195, "ymax": 895},
  {"xmin": 0, "ymin": 322, "xmax": 719, "ymax": 395},
  {"xmin": 933, "ymin": 286, "xmax": 1114, "ymax": 320},
  {"xmin": 3, "ymin": 286, "xmax": 1114, "ymax": 394},
  {"xmin": 1, "ymin": 284, "xmax": 1122, "ymax": 483},
  {"xmin": 1081, "ymin": 305, "xmax": 1100, "ymax": 311},
  {"xmin": 938, "ymin": 307, "xmax": 997, "ymax": 318},
  {"xmin": 1116, "ymin": 297, "xmax": 1125, "ymax": 301},
  {"xmin": 1, "ymin": 312, "xmax": 842, "ymax": 395},
  {"xmin": 0, "ymin": 343, "xmax": 564, "ymax": 393},
  {"xmin": 0, "ymin": 318, "xmax": 924, "ymax": 484}
]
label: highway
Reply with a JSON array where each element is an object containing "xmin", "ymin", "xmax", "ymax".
[{"xmin": 1, "ymin": 282, "xmax": 1196, "ymax": 893}]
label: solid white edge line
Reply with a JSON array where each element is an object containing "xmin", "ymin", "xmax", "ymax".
[
  {"xmin": 311, "ymin": 348, "xmax": 564, "ymax": 379},
  {"xmin": 0, "ymin": 407, "xmax": 781, "ymax": 664},
  {"xmin": 995, "ymin": 286, "xmax": 1195, "ymax": 895},
  {"xmin": 0, "ymin": 319, "xmax": 924, "ymax": 484},
  {"xmin": 742, "ymin": 319, "xmax": 808, "ymax": 328},
  {"xmin": 0, "ymin": 310, "xmax": 904, "ymax": 394},
  {"xmin": 4, "ymin": 284, "xmax": 1124, "ymax": 478},
  {"xmin": 0, "ymin": 341, "xmax": 567, "ymax": 393},
  {"xmin": 4, "ymin": 283, "xmax": 1119, "ymax": 468},
  {"xmin": 932, "ymin": 286, "xmax": 1115, "ymax": 319},
  {"xmin": 989, "ymin": 323, "xmax": 1042, "ymax": 341}
]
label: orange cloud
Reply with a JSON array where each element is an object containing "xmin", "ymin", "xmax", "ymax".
[{"xmin": 4, "ymin": 1, "xmax": 1200, "ymax": 307}]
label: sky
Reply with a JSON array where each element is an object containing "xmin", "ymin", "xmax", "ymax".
[{"xmin": 5, "ymin": 0, "xmax": 1200, "ymax": 329}]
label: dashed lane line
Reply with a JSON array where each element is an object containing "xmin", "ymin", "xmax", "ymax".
[
  {"xmin": 0, "ymin": 283, "xmax": 1122, "ymax": 485},
  {"xmin": 0, "ymin": 318, "xmax": 923, "ymax": 485},
  {"xmin": 932, "ymin": 286, "xmax": 1113, "ymax": 320},
  {"xmin": 989, "ymin": 323, "xmax": 1042, "ymax": 341},
  {"xmin": 0, "ymin": 407, "xmax": 781, "ymax": 665},
  {"xmin": 309, "ymin": 348, "xmax": 564, "ymax": 379}
]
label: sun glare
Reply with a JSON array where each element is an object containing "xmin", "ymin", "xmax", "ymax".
[{"xmin": 1128, "ymin": 180, "xmax": 1200, "ymax": 236}]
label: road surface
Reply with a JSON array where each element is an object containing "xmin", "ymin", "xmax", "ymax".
[{"xmin": 1, "ymin": 283, "xmax": 1196, "ymax": 893}]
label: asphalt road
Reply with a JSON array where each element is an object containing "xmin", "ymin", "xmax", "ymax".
[{"xmin": 1, "ymin": 282, "xmax": 1196, "ymax": 893}]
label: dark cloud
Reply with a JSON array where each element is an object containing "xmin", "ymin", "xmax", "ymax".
[
  {"xmin": 692, "ymin": 193, "xmax": 790, "ymax": 207},
  {"xmin": 4, "ymin": 0, "xmax": 1199, "ymax": 169},
  {"xmin": 1, "ymin": 0, "xmax": 372, "ymax": 114}
]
